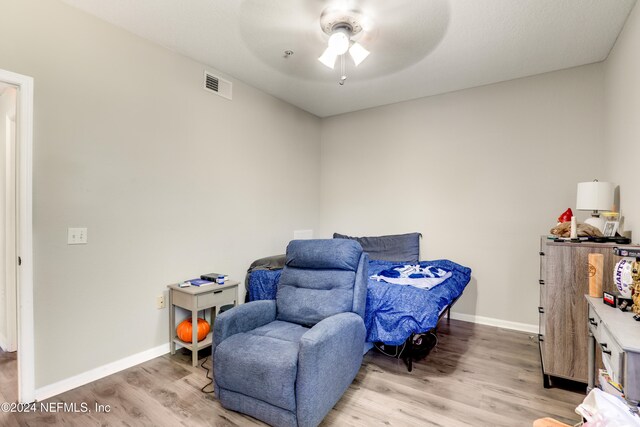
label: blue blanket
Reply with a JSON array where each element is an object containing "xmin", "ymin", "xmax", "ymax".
[
  {"xmin": 248, "ymin": 259, "xmax": 471, "ymax": 345},
  {"xmin": 248, "ymin": 269, "xmax": 282, "ymax": 301}
]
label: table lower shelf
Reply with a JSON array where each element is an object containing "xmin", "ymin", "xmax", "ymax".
[{"xmin": 172, "ymin": 331, "xmax": 213, "ymax": 351}]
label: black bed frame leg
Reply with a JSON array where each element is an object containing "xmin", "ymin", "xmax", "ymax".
[
  {"xmin": 447, "ymin": 307, "xmax": 451, "ymax": 321},
  {"xmin": 403, "ymin": 334, "xmax": 414, "ymax": 372}
]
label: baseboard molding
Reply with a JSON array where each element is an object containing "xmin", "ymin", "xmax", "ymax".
[
  {"xmin": 34, "ymin": 343, "xmax": 170, "ymax": 402},
  {"xmin": 32, "ymin": 315, "xmax": 536, "ymax": 401},
  {"xmin": 0, "ymin": 331, "xmax": 17, "ymax": 353},
  {"xmin": 449, "ymin": 312, "xmax": 539, "ymax": 334},
  {"xmin": 0, "ymin": 332, "xmax": 8, "ymax": 352}
]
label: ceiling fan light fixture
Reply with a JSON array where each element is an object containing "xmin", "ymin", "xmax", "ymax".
[
  {"xmin": 318, "ymin": 47, "xmax": 338, "ymax": 69},
  {"xmin": 349, "ymin": 42, "xmax": 370, "ymax": 66},
  {"xmin": 327, "ymin": 27, "xmax": 351, "ymax": 55},
  {"xmin": 318, "ymin": 9, "xmax": 371, "ymax": 83}
]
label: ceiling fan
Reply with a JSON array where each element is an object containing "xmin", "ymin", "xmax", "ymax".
[
  {"xmin": 237, "ymin": 0, "xmax": 447, "ymax": 86},
  {"xmin": 317, "ymin": 8, "xmax": 371, "ymax": 84}
]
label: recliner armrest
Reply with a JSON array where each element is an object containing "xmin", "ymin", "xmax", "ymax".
[
  {"xmin": 299, "ymin": 312, "xmax": 364, "ymax": 349},
  {"xmin": 213, "ymin": 300, "xmax": 276, "ymax": 349},
  {"xmin": 297, "ymin": 312, "xmax": 366, "ymax": 427}
]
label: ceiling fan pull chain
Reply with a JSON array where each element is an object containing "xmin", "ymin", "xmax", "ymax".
[{"xmin": 339, "ymin": 54, "xmax": 347, "ymax": 85}]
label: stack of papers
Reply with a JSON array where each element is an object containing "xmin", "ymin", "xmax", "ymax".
[{"xmin": 598, "ymin": 369, "xmax": 624, "ymax": 398}]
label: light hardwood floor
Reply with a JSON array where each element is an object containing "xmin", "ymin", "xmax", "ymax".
[{"xmin": 1, "ymin": 319, "xmax": 584, "ymax": 426}]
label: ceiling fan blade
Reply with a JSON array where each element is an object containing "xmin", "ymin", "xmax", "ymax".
[
  {"xmin": 349, "ymin": 42, "xmax": 370, "ymax": 66},
  {"xmin": 318, "ymin": 47, "xmax": 338, "ymax": 69}
]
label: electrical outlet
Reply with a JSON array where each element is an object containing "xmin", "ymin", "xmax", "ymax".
[
  {"xmin": 156, "ymin": 295, "xmax": 165, "ymax": 309},
  {"xmin": 67, "ymin": 227, "xmax": 88, "ymax": 244}
]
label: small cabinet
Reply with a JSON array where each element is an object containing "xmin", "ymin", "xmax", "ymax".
[
  {"xmin": 538, "ymin": 237, "xmax": 634, "ymax": 386},
  {"xmin": 168, "ymin": 280, "xmax": 239, "ymax": 367}
]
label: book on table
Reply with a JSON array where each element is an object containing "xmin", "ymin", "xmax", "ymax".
[
  {"xmin": 201, "ymin": 272, "xmax": 228, "ymax": 281},
  {"xmin": 188, "ymin": 279, "xmax": 213, "ymax": 287}
]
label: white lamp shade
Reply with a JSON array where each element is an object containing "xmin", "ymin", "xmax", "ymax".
[{"xmin": 576, "ymin": 181, "xmax": 614, "ymax": 211}]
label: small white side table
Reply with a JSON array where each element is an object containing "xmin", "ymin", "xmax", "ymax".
[{"xmin": 168, "ymin": 280, "xmax": 239, "ymax": 366}]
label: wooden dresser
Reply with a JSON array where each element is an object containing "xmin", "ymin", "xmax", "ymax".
[{"xmin": 538, "ymin": 237, "xmax": 637, "ymax": 386}]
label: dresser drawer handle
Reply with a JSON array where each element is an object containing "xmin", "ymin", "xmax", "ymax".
[
  {"xmin": 539, "ymin": 279, "xmax": 545, "ymax": 285},
  {"xmin": 539, "ymin": 251, "xmax": 545, "ymax": 256},
  {"xmin": 214, "ymin": 290, "xmax": 223, "ymax": 294},
  {"xmin": 538, "ymin": 334, "xmax": 544, "ymax": 342},
  {"xmin": 589, "ymin": 318, "xmax": 598, "ymax": 327},
  {"xmin": 538, "ymin": 306, "xmax": 544, "ymax": 314},
  {"xmin": 600, "ymin": 343, "xmax": 612, "ymax": 355}
]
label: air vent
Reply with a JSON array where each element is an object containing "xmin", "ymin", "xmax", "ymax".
[{"xmin": 204, "ymin": 71, "xmax": 232, "ymax": 100}]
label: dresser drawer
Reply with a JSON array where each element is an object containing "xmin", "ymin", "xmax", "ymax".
[
  {"xmin": 588, "ymin": 305, "xmax": 602, "ymax": 342},
  {"xmin": 172, "ymin": 285, "xmax": 238, "ymax": 310},
  {"xmin": 197, "ymin": 287, "xmax": 236, "ymax": 309},
  {"xmin": 600, "ymin": 326, "xmax": 624, "ymax": 384}
]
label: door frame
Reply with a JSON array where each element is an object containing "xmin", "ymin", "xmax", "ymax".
[
  {"xmin": 0, "ymin": 68, "xmax": 34, "ymax": 403},
  {"xmin": 4, "ymin": 113, "xmax": 17, "ymax": 353}
]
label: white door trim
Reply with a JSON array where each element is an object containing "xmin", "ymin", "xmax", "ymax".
[
  {"xmin": 5, "ymin": 113, "xmax": 18, "ymax": 353},
  {"xmin": 0, "ymin": 68, "xmax": 34, "ymax": 403}
]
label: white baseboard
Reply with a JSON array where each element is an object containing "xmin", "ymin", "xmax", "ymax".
[
  {"xmin": 34, "ymin": 343, "xmax": 170, "ymax": 402},
  {"xmin": 449, "ymin": 312, "xmax": 539, "ymax": 334},
  {"xmin": 32, "ymin": 314, "xmax": 536, "ymax": 401},
  {"xmin": 0, "ymin": 332, "xmax": 8, "ymax": 352}
]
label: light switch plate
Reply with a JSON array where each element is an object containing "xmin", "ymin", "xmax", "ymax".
[{"xmin": 68, "ymin": 227, "xmax": 88, "ymax": 245}]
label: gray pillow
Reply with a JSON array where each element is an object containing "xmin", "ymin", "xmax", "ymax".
[{"xmin": 333, "ymin": 232, "xmax": 421, "ymax": 263}]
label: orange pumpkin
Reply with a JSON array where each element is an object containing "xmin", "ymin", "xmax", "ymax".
[{"xmin": 176, "ymin": 318, "xmax": 210, "ymax": 343}]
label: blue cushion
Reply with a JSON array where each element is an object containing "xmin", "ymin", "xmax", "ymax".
[
  {"xmin": 333, "ymin": 232, "xmax": 421, "ymax": 263},
  {"xmin": 214, "ymin": 332, "xmax": 299, "ymax": 412},
  {"xmin": 285, "ymin": 239, "xmax": 362, "ymax": 271},
  {"xmin": 247, "ymin": 320, "xmax": 309, "ymax": 343},
  {"xmin": 277, "ymin": 285, "xmax": 355, "ymax": 326},
  {"xmin": 279, "ymin": 268, "xmax": 356, "ymax": 291},
  {"xmin": 277, "ymin": 240, "xmax": 365, "ymax": 326}
]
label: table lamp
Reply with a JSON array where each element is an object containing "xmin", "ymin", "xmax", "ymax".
[{"xmin": 576, "ymin": 180, "xmax": 614, "ymax": 232}]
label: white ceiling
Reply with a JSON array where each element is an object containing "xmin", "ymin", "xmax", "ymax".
[{"xmin": 61, "ymin": 0, "xmax": 636, "ymax": 117}]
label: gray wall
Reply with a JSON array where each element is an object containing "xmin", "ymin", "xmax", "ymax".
[
  {"xmin": 0, "ymin": 0, "xmax": 321, "ymax": 387},
  {"xmin": 320, "ymin": 64, "xmax": 606, "ymax": 327},
  {"xmin": 605, "ymin": 2, "xmax": 640, "ymax": 238}
]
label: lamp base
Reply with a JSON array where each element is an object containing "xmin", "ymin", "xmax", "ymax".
[{"xmin": 584, "ymin": 216, "xmax": 606, "ymax": 233}]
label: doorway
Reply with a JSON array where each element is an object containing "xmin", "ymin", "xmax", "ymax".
[
  {"xmin": 0, "ymin": 83, "xmax": 17, "ymax": 403},
  {"xmin": 0, "ymin": 69, "xmax": 34, "ymax": 404},
  {"xmin": 0, "ymin": 82, "xmax": 18, "ymax": 402}
]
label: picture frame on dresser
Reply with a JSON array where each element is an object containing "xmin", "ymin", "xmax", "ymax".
[{"xmin": 602, "ymin": 221, "xmax": 619, "ymax": 237}]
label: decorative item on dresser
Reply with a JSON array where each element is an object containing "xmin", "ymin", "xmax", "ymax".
[
  {"xmin": 575, "ymin": 180, "xmax": 614, "ymax": 233},
  {"xmin": 537, "ymin": 236, "xmax": 639, "ymax": 388}
]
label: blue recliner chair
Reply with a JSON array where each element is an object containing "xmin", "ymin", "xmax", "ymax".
[{"xmin": 213, "ymin": 239, "xmax": 368, "ymax": 427}]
